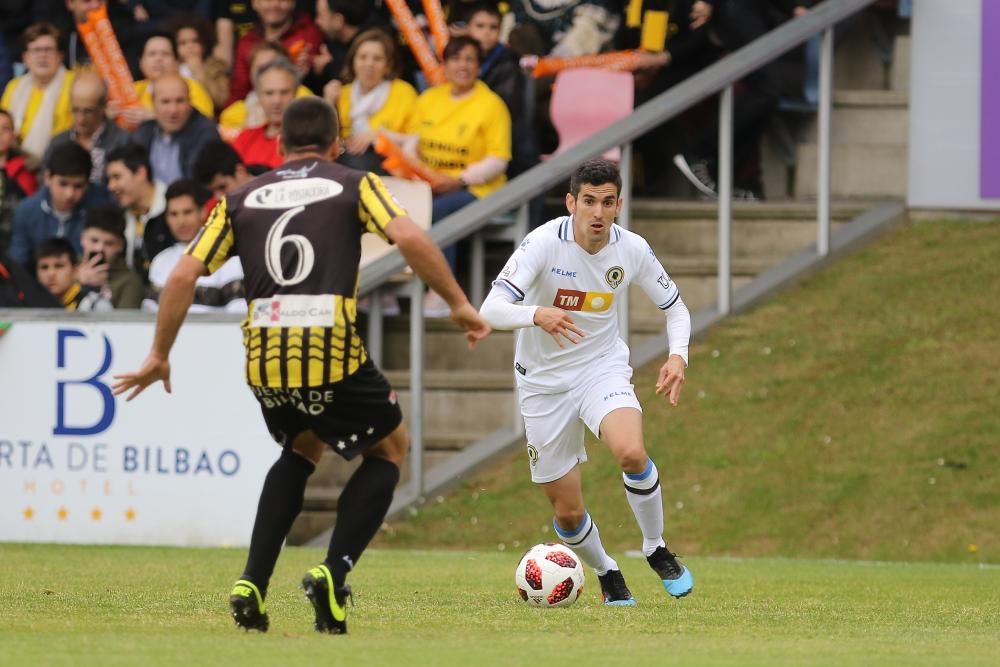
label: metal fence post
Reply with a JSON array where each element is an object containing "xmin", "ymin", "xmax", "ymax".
[
  {"xmin": 817, "ymin": 26, "xmax": 834, "ymax": 257},
  {"xmin": 409, "ymin": 277, "xmax": 425, "ymax": 496},
  {"xmin": 718, "ymin": 85, "xmax": 734, "ymax": 315}
]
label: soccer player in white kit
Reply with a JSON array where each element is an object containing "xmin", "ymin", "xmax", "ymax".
[{"xmin": 480, "ymin": 159, "xmax": 694, "ymax": 605}]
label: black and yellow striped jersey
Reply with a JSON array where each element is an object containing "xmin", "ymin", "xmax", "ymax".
[{"xmin": 186, "ymin": 158, "xmax": 406, "ymax": 388}]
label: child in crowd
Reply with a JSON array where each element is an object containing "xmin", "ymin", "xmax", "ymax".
[
  {"xmin": 35, "ymin": 237, "xmax": 112, "ymax": 311},
  {"xmin": 78, "ymin": 205, "xmax": 144, "ymax": 309}
]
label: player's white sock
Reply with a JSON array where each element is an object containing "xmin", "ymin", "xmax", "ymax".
[
  {"xmin": 623, "ymin": 458, "xmax": 666, "ymax": 557},
  {"xmin": 553, "ymin": 512, "xmax": 619, "ymax": 575}
]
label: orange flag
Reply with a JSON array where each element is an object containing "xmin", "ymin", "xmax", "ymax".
[
  {"xmin": 531, "ymin": 50, "xmax": 644, "ymax": 78},
  {"xmin": 422, "ymin": 0, "xmax": 450, "ymax": 59},
  {"xmin": 77, "ymin": 4, "xmax": 143, "ymax": 128},
  {"xmin": 385, "ymin": 0, "xmax": 446, "ymax": 86},
  {"xmin": 374, "ymin": 133, "xmax": 448, "ymax": 189}
]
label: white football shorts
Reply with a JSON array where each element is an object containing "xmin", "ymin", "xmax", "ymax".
[{"xmin": 519, "ymin": 361, "xmax": 642, "ymax": 484}]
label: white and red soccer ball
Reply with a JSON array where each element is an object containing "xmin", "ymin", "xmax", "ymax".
[{"xmin": 514, "ymin": 543, "xmax": 585, "ymax": 608}]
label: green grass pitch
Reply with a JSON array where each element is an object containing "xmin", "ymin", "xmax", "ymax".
[{"xmin": 2, "ymin": 543, "xmax": 998, "ymax": 666}]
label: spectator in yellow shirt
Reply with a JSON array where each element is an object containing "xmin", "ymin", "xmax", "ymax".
[
  {"xmin": 0, "ymin": 23, "xmax": 74, "ymax": 160},
  {"xmin": 398, "ymin": 35, "xmax": 511, "ymax": 316},
  {"xmin": 323, "ymin": 29, "xmax": 416, "ymax": 174},
  {"xmin": 402, "ymin": 36, "xmax": 511, "ymax": 212}
]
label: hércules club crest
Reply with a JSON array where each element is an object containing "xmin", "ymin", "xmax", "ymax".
[{"xmin": 605, "ymin": 266, "xmax": 625, "ymax": 289}]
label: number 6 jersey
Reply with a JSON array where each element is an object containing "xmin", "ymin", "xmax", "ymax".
[{"xmin": 186, "ymin": 158, "xmax": 405, "ymax": 388}]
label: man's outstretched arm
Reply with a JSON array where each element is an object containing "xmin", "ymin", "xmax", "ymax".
[{"xmin": 111, "ymin": 255, "xmax": 206, "ymax": 401}]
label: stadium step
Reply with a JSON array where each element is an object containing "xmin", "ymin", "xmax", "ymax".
[{"xmin": 794, "ymin": 89, "xmax": 909, "ymax": 199}]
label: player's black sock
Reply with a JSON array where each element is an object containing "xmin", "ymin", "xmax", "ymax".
[
  {"xmin": 241, "ymin": 448, "xmax": 316, "ymax": 597},
  {"xmin": 323, "ymin": 456, "xmax": 400, "ymax": 586}
]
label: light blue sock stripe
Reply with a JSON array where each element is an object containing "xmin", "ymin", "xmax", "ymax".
[
  {"xmin": 553, "ymin": 512, "xmax": 590, "ymax": 539},
  {"xmin": 624, "ymin": 458, "xmax": 655, "ymax": 482}
]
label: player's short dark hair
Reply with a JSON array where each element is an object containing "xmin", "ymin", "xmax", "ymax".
[
  {"xmin": 326, "ymin": 0, "xmax": 371, "ymax": 26},
  {"xmin": 165, "ymin": 179, "xmax": 207, "ymax": 207},
  {"xmin": 106, "ymin": 143, "xmax": 153, "ymax": 181},
  {"xmin": 35, "ymin": 237, "xmax": 77, "ymax": 265},
  {"xmin": 569, "ymin": 159, "xmax": 622, "ymax": 197},
  {"xmin": 84, "ymin": 205, "xmax": 127, "ymax": 240},
  {"xmin": 443, "ymin": 35, "xmax": 482, "ymax": 64},
  {"xmin": 281, "ymin": 97, "xmax": 339, "ymax": 154},
  {"xmin": 193, "ymin": 140, "xmax": 244, "ymax": 185},
  {"xmin": 46, "ymin": 142, "xmax": 92, "ymax": 179}
]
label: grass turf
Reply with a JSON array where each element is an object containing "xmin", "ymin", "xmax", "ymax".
[{"xmin": 2, "ymin": 543, "xmax": 999, "ymax": 667}]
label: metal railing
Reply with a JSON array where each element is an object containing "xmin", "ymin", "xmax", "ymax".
[{"xmin": 353, "ymin": 0, "xmax": 876, "ymax": 514}]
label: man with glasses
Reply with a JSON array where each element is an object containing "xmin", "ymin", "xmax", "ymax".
[
  {"xmin": 0, "ymin": 23, "xmax": 75, "ymax": 159},
  {"xmin": 44, "ymin": 71, "xmax": 131, "ymax": 185}
]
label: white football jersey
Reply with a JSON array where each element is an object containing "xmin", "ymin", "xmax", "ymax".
[{"xmin": 493, "ymin": 216, "xmax": 681, "ymax": 393}]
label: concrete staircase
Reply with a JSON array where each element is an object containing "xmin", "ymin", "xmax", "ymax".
[
  {"xmin": 288, "ymin": 200, "xmax": 868, "ymax": 543},
  {"xmin": 762, "ymin": 11, "xmax": 911, "ymax": 201}
]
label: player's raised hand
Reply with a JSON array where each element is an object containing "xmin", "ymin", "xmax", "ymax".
[
  {"xmin": 111, "ymin": 353, "xmax": 172, "ymax": 402},
  {"xmin": 533, "ymin": 307, "xmax": 585, "ymax": 348},
  {"xmin": 655, "ymin": 355, "xmax": 686, "ymax": 406},
  {"xmin": 450, "ymin": 302, "xmax": 492, "ymax": 349}
]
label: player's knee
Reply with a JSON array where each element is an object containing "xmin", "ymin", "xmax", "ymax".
[
  {"xmin": 616, "ymin": 446, "xmax": 648, "ymax": 475},
  {"xmin": 369, "ymin": 425, "xmax": 409, "ymax": 467},
  {"xmin": 291, "ymin": 433, "xmax": 324, "ymax": 465},
  {"xmin": 553, "ymin": 506, "xmax": 586, "ymax": 531}
]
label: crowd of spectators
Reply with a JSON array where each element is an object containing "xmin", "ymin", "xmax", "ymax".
[{"xmin": 0, "ymin": 0, "xmax": 816, "ymax": 312}]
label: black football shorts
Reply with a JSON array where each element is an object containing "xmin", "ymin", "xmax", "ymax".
[{"xmin": 249, "ymin": 360, "xmax": 403, "ymax": 460}]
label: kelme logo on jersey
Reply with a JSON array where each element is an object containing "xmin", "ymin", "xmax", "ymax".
[
  {"xmin": 605, "ymin": 266, "xmax": 625, "ymax": 289},
  {"xmin": 553, "ymin": 288, "xmax": 613, "ymax": 312}
]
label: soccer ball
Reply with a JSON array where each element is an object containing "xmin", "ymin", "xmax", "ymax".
[{"xmin": 514, "ymin": 543, "xmax": 585, "ymax": 607}]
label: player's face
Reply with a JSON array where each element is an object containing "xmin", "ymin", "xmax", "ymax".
[
  {"xmin": 566, "ymin": 183, "xmax": 622, "ymax": 246},
  {"xmin": 165, "ymin": 194, "xmax": 203, "ymax": 243},
  {"xmin": 37, "ymin": 254, "xmax": 75, "ymax": 297}
]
